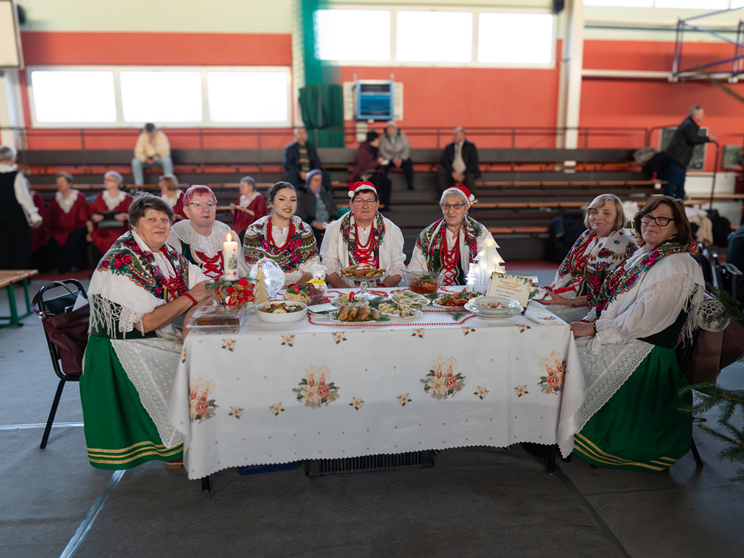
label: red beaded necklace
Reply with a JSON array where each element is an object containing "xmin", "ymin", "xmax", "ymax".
[
  {"xmin": 194, "ymin": 251, "xmax": 223, "ymax": 281},
  {"xmin": 267, "ymin": 217, "xmax": 295, "ymax": 251},
  {"xmin": 439, "ymin": 227, "xmax": 461, "ymax": 286},
  {"xmin": 353, "ymin": 222, "xmax": 377, "ymax": 266}
]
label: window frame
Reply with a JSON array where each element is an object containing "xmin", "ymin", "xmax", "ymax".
[
  {"xmin": 315, "ymin": 4, "xmax": 557, "ymax": 69},
  {"xmin": 26, "ymin": 65, "xmax": 293, "ymax": 129}
]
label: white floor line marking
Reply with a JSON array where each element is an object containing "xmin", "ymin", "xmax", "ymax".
[
  {"xmin": 59, "ymin": 470, "xmax": 126, "ymax": 558},
  {"xmin": 0, "ymin": 422, "xmax": 84, "ymax": 431}
]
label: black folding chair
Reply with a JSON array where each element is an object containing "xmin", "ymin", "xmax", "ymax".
[
  {"xmin": 35, "ymin": 280, "xmax": 89, "ymax": 449},
  {"xmin": 676, "ymin": 323, "xmax": 704, "ymax": 468}
]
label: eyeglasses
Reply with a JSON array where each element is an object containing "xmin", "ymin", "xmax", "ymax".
[
  {"xmin": 442, "ymin": 203, "xmax": 466, "ymax": 211},
  {"xmin": 640, "ymin": 214, "xmax": 674, "ymax": 226},
  {"xmin": 353, "ymin": 200, "xmax": 377, "ymax": 206},
  {"xmin": 188, "ymin": 201, "xmax": 217, "ymax": 209}
]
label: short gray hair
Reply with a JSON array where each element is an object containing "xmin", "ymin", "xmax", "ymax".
[
  {"xmin": 104, "ymin": 170, "xmax": 123, "ymax": 185},
  {"xmin": 454, "ymin": 126, "xmax": 466, "ymax": 135},
  {"xmin": 0, "ymin": 145, "xmax": 17, "ymax": 163},
  {"xmin": 129, "ymin": 193, "xmax": 174, "ymax": 226},
  {"xmin": 689, "ymin": 105, "xmax": 704, "ymax": 117},
  {"xmin": 240, "ymin": 176, "xmax": 256, "ymax": 188}
]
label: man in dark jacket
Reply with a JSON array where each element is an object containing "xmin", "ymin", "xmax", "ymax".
[
  {"xmin": 283, "ymin": 127, "xmax": 331, "ymax": 191},
  {"xmin": 437, "ymin": 127, "xmax": 481, "ymax": 196},
  {"xmin": 296, "ymin": 169, "xmax": 339, "ymax": 246},
  {"xmin": 663, "ymin": 106, "xmax": 716, "ymax": 200}
]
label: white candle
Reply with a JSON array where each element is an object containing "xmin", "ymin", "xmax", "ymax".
[{"xmin": 223, "ymin": 232, "xmax": 239, "ymax": 281}]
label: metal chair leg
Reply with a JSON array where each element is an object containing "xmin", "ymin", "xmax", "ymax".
[
  {"xmin": 202, "ymin": 476, "xmax": 211, "ymax": 493},
  {"xmin": 40, "ymin": 379, "xmax": 66, "ymax": 449},
  {"xmin": 691, "ymin": 437, "xmax": 703, "ymax": 468},
  {"xmin": 546, "ymin": 445, "xmax": 557, "ymax": 474}
]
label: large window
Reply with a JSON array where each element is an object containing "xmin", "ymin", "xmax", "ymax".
[
  {"xmin": 315, "ymin": 8, "xmax": 555, "ymax": 68},
  {"xmin": 27, "ymin": 66, "xmax": 292, "ymax": 128},
  {"xmin": 584, "ymin": 0, "xmax": 736, "ymax": 7}
]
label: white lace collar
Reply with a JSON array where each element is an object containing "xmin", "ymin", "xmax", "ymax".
[
  {"xmin": 131, "ymin": 230, "xmax": 176, "ymax": 278},
  {"xmin": 55, "ymin": 190, "xmax": 80, "ymax": 214},
  {"xmin": 171, "ymin": 219, "xmax": 231, "ymax": 256},
  {"xmin": 239, "ymin": 192, "xmax": 259, "ymax": 208},
  {"xmin": 102, "ymin": 189, "xmax": 126, "ymax": 211},
  {"xmin": 161, "ymin": 190, "xmax": 182, "ymax": 208}
]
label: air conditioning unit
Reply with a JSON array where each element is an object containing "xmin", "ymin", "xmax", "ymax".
[{"xmin": 355, "ymin": 80, "xmax": 394, "ymax": 121}]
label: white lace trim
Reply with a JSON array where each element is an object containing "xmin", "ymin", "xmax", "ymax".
[
  {"xmin": 55, "ymin": 190, "xmax": 80, "ymax": 214},
  {"xmin": 111, "ymin": 335, "xmax": 184, "ymax": 448},
  {"xmin": 161, "ymin": 190, "xmax": 182, "ymax": 208},
  {"xmin": 119, "ymin": 306, "xmax": 145, "ymax": 334},
  {"xmin": 102, "ymin": 189, "xmax": 127, "ymax": 211},
  {"xmin": 239, "ymin": 192, "xmax": 259, "ymax": 209},
  {"xmin": 171, "ymin": 220, "xmax": 230, "ymax": 257},
  {"xmin": 89, "ymin": 294, "xmax": 145, "ymax": 337}
]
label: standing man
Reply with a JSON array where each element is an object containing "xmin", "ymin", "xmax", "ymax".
[
  {"xmin": 379, "ymin": 120, "xmax": 414, "ymax": 191},
  {"xmin": 437, "ymin": 127, "xmax": 481, "ymax": 197},
  {"xmin": 0, "ymin": 146, "xmax": 43, "ymax": 269},
  {"xmin": 131, "ymin": 123, "xmax": 175, "ymax": 186},
  {"xmin": 283, "ymin": 127, "xmax": 330, "ymax": 191},
  {"xmin": 664, "ymin": 106, "xmax": 716, "ymax": 200}
]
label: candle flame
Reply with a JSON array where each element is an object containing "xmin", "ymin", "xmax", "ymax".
[{"xmin": 226, "ymin": 232, "xmax": 233, "ymax": 242}]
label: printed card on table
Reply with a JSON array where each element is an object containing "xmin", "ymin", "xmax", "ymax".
[{"xmin": 486, "ymin": 272, "xmax": 535, "ymax": 307}]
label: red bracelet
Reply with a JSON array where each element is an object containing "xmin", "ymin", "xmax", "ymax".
[{"xmin": 182, "ymin": 293, "xmax": 197, "ymax": 307}]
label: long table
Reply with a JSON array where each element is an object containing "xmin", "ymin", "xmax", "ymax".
[{"xmin": 168, "ymin": 289, "xmax": 586, "ymax": 480}]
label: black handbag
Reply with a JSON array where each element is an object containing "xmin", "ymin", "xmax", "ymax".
[{"xmin": 96, "ymin": 211, "xmax": 126, "ymax": 230}]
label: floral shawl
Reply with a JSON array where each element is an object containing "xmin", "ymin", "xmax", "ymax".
[
  {"xmin": 415, "ymin": 216, "xmax": 483, "ymax": 271},
  {"xmin": 243, "ymin": 215, "xmax": 318, "ymax": 273},
  {"xmin": 594, "ymin": 241, "xmax": 694, "ymax": 315},
  {"xmin": 338, "ymin": 211, "xmax": 386, "ymax": 266},
  {"xmin": 554, "ymin": 228, "xmax": 638, "ymax": 305}
]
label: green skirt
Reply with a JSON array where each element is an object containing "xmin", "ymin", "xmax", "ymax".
[
  {"xmin": 574, "ymin": 346, "xmax": 692, "ymax": 475},
  {"xmin": 79, "ymin": 336, "xmax": 183, "ymax": 470}
]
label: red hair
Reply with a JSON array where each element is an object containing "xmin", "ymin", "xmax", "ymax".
[{"xmin": 183, "ymin": 185, "xmax": 217, "ymax": 206}]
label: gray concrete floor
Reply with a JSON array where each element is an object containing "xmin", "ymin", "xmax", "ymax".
[{"xmin": 1, "ymin": 273, "xmax": 742, "ymax": 558}]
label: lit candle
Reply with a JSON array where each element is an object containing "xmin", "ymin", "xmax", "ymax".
[{"xmin": 223, "ymin": 232, "xmax": 239, "ymax": 281}]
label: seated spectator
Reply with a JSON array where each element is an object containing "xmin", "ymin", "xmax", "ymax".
[
  {"xmin": 379, "ymin": 120, "xmax": 414, "ymax": 191},
  {"xmin": 30, "ymin": 190, "xmax": 50, "ymax": 271},
  {"xmin": 230, "ymin": 176, "xmax": 268, "ymax": 242},
  {"xmin": 569, "ymin": 196, "xmax": 704, "ymax": 474},
  {"xmin": 168, "ymin": 185, "xmax": 249, "ymax": 282},
  {"xmin": 47, "ymin": 172, "xmax": 90, "ymax": 273},
  {"xmin": 158, "ymin": 174, "xmax": 185, "ymax": 221},
  {"xmin": 350, "ymin": 131, "xmax": 392, "ymax": 211},
  {"xmin": 131, "ymin": 123, "xmax": 175, "ymax": 186},
  {"xmin": 437, "ymin": 127, "xmax": 481, "ymax": 197},
  {"xmin": 87, "ymin": 171, "xmax": 132, "ymax": 261},
  {"xmin": 727, "ymin": 224, "xmax": 744, "ymax": 272},
  {"xmin": 320, "ymin": 181, "xmax": 405, "ymax": 288},
  {"xmin": 283, "ymin": 127, "xmax": 331, "ymax": 191},
  {"xmin": 296, "ymin": 169, "xmax": 339, "ymax": 246},
  {"xmin": 0, "ymin": 145, "xmax": 43, "ymax": 270}
]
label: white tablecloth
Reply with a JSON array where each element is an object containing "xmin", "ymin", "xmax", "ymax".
[{"xmin": 168, "ymin": 289, "xmax": 586, "ymax": 479}]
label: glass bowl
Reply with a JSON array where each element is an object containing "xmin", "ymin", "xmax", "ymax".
[{"xmin": 402, "ymin": 270, "xmax": 442, "ymax": 296}]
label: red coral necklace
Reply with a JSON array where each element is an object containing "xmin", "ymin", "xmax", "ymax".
[
  {"xmin": 439, "ymin": 228, "xmax": 460, "ymax": 286},
  {"xmin": 353, "ymin": 223, "xmax": 376, "ymax": 265}
]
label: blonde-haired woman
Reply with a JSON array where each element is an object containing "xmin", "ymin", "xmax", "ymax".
[{"xmin": 542, "ymin": 194, "xmax": 637, "ymax": 318}]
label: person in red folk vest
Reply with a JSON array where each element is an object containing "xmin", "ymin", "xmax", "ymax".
[
  {"xmin": 158, "ymin": 174, "xmax": 186, "ymax": 221},
  {"xmin": 230, "ymin": 176, "xmax": 268, "ymax": 243},
  {"xmin": 0, "ymin": 145, "xmax": 44, "ymax": 270},
  {"xmin": 47, "ymin": 172, "xmax": 90, "ymax": 273},
  {"xmin": 31, "ymin": 190, "xmax": 49, "ymax": 255},
  {"xmin": 87, "ymin": 171, "xmax": 132, "ymax": 262},
  {"xmin": 166, "ymin": 185, "xmax": 249, "ymax": 282},
  {"xmin": 320, "ymin": 181, "xmax": 406, "ymax": 288}
]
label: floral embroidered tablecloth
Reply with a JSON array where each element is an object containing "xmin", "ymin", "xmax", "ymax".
[{"xmin": 168, "ymin": 289, "xmax": 586, "ymax": 480}]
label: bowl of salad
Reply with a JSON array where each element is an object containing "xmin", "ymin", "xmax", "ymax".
[{"xmin": 402, "ymin": 270, "xmax": 442, "ymax": 295}]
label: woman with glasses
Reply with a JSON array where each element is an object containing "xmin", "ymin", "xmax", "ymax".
[
  {"xmin": 541, "ymin": 194, "xmax": 638, "ymax": 320},
  {"xmin": 566, "ymin": 195, "xmax": 704, "ymax": 474},
  {"xmin": 407, "ymin": 186, "xmax": 500, "ymax": 286},
  {"xmin": 320, "ymin": 181, "xmax": 406, "ymax": 288},
  {"xmin": 243, "ymin": 181, "xmax": 320, "ymax": 286},
  {"xmin": 167, "ymin": 185, "xmax": 249, "ymax": 282}
]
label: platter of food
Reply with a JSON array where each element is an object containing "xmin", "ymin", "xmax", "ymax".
[
  {"xmin": 464, "ymin": 301, "xmax": 520, "ymax": 319},
  {"xmin": 284, "ymin": 283, "xmax": 325, "ymax": 305},
  {"xmin": 377, "ymin": 299, "xmax": 423, "ymax": 319},
  {"xmin": 330, "ymin": 305, "xmax": 389, "ymax": 323},
  {"xmin": 390, "ymin": 290, "xmax": 430, "ymax": 306},
  {"xmin": 432, "ymin": 291, "xmax": 482, "ymax": 309},
  {"xmin": 256, "ymin": 301, "xmax": 308, "ymax": 323},
  {"xmin": 331, "ymin": 293, "xmax": 369, "ymax": 308},
  {"xmin": 469, "ymin": 295, "xmax": 522, "ymax": 315},
  {"xmin": 340, "ymin": 265, "xmax": 386, "ymax": 280},
  {"xmin": 188, "ymin": 305, "xmax": 247, "ymax": 332}
]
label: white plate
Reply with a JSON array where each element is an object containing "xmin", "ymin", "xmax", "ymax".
[
  {"xmin": 329, "ymin": 310, "xmax": 388, "ymax": 323},
  {"xmin": 464, "ymin": 301, "xmax": 520, "ymax": 319},
  {"xmin": 432, "ymin": 298, "xmax": 473, "ymax": 310},
  {"xmin": 469, "ymin": 295, "xmax": 522, "ymax": 315},
  {"xmin": 256, "ymin": 301, "xmax": 307, "ymax": 323},
  {"xmin": 390, "ymin": 291, "xmax": 430, "ymax": 306}
]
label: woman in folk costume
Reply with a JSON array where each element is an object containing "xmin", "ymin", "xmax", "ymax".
[
  {"xmin": 542, "ymin": 194, "xmax": 637, "ymax": 321},
  {"xmin": 167, "ymin": 185, "xmax": 249, "ymax": 282},
  {"xmin": 565, "ymin": 196, "xmax": 704, "ymax": 474},
  {"xmin": 243, "ymin": 181, "xmax": 320, "ymax": 286},
  {"xmin": 158, "ymin": 174, "xmax": 186, "ymax": 221},
  {"xmin": 320, "ymin": 181, "xmax": 406, "ymax": 288},
  {"xmin": 46, "ymin": 172, "xmax": 89, "ymax": 272},
  {"xmin": 87, "ymin": 171, "xmax": 133, "ymax": 258},
  {"xmin": 408, "ymin": 185, "xmax": 501, "ymax": 286},
  {"xmin": 230, "ymin": 175, "xmax": 268, "ymax": 242},
  {"xmin": 80, "ymin": 194, "xmax": 212, "ymax": 470}
]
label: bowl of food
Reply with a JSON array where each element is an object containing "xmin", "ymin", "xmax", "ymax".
[
  {"xmin": 402, "ymin": 270, "xmax": 442, "ymax": 296},
  {"xmin": 256, "ymin": 301, "xmax": 308, "ymax": 323},
  {"xmin": 340, "ymin": 265, "xmax": 386, "ymax": 280},
  {"xmin": 469, "ymin": 296, "xmax": 522, "ymax": 315}
]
